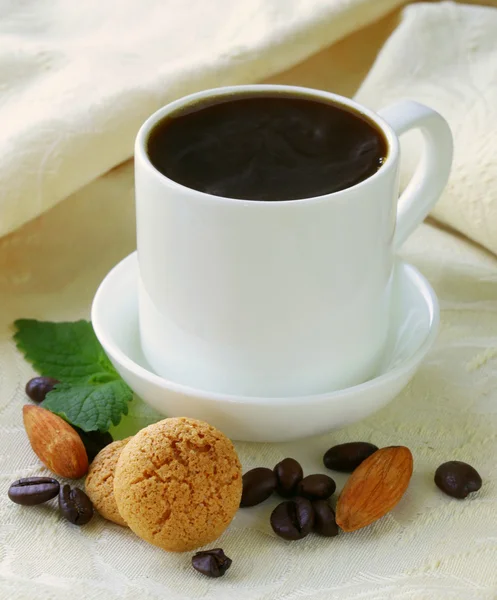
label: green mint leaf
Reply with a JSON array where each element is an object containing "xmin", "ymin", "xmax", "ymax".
[
  {"xmin": 13, "ymin": 319, "xmax": 134, "ymax": 432},
  {"xmin": 43, "ymin": 380, "xmax": 133, "ymax": 432},
  {"xmin": 13, "ymin": 319, "xmax": 117, "ymax": 383}
]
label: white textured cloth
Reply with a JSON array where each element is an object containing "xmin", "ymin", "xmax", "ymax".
[
  {"xmin": 1, "ymin": 2, "xmax": 497, "ymax": 599},
  {"xmin": 0, "ymin": 0, "xmax": 406, "ymax": 238},
  {"xmin": 356, "ymin": 1, "xmax": 497, "ymax": 255}
]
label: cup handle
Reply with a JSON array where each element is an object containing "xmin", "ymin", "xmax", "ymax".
[{"xmin": 378, "ymin": 101, "xmax": 453, "ymax": 250}]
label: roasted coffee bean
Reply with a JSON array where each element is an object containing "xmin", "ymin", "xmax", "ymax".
[
  {"xmin": 323, "ymin": 442, "xmax": 379, "ymax": 472},
  {"xmin": 297, "ymin": 474, "xmax": 336, "ymax": 500},
  {"xmin": 8, "ymin": 477, "xmax": 60, "ymax": 506},
  {"xmin": 270, "ymin": 497, "xmax": 314, "ymax": 540},
  {"xmin": 25, "ymin": 377, "xmax": 60, "ymax": 403},
  {"xmin": 59, "ymin": 484, "xmax": 93, "ymax": 525},
  {"xmin": 240, "ymin": 467, "xmax": 277, "ymax": 507},
  {"xmin": 274, "ymin": 457, "xmax": 303, "ymax": 498},
  {"xmin": 192, "ymin": 548, "xmax": 232, "ymax": 577},
  {"xmin": 312, "ymin": 500, "xmax": 339, "ymax": 537},
  {"xmin": 435, "ymin": 461, "xmax": 482, "ymax": 499},
  {"xmin": 74, "ymin": 428, "xmax": 113, "ymax": 462}
]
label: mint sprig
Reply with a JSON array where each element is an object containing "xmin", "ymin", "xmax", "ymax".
[
  {"xmin": 14, "ymin": 319, "xmax": 133, "ymax": 432},
  {"xmin": 13, "ymin": 319, "xmax": 116, "ymax": 383},
  {"xmin": 43, "ymin": 380, "xmax": 133, "ymax": 432}
]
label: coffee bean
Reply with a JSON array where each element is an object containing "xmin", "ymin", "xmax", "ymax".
[
  {"xmin": 59, "ymin": 484, "xmax": 93, "ymax": 525},
  {"xmin": 25, "ymin": 377, "xmax": 60, "ymax": 403},
  {"xmin": 192, "ymin": 548, "xmax": 232, "ymax": 577},
  {"xmin": 74, "ymin": 428, "xmax": 113, "ymax": 462},
  {"xmin": 8, "ymin": 477, "xmax": 60, "ymax": 506},
  {"xmin": 240, "ymin": 467, "xmax": 277, "ymax": 507},
  {"xmin": 297, "ymin": 474, "xmax": 336, "ymax": 500},
  {"xmin": 435, "ymin": 461, "xmax": 482, "ymax": 499},
  {"xmin": 274, "ymin": 457, "xmax": 303, "ymax": 498},
  {"xmin": 323, "ymin": 442, "xmax": 379, "ymax": 472},
  {"xmin": 312, "ymin": 500, "xmax": 339, "ymax": 537},
  {"xmin": 270, "ymin": 497, "xmax": 314, "ymax": 540}
]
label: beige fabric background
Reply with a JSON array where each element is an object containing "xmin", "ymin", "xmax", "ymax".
[
  {"xmin": 1, "ymin": 1, "xmax": 496, "ymax": 599},
  {"xmin": 0, "ymin": 0, "xmax": 407, "ymax": 238}
]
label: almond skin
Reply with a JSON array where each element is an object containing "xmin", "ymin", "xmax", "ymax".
[
  {"xmin": 23, "ymin": 405, "xmax": 88, "ymax": 479},
  {"xmin": 336, "ymin": 446, "xmax": 413, "ymax": 532}
]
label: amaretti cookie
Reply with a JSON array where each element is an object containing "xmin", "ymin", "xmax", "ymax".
[
  {"xmin": 85, "ymin": 437, "xmax": 132, "ymax": 526},
  {"xmin": 113, "ymin": 417, "xmax": 242, "ymax": 552}
]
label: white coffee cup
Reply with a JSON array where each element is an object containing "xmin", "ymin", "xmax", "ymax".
[{"xmin": 135, "ymin": 85, "xmax": 452, "ymax": 397}]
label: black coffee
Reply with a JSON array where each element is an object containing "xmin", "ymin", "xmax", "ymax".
[{"xmin": 147, "ymin": 94, "xmax": 387, "ymax": 201}]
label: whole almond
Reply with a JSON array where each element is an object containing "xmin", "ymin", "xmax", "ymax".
[
  {"xmin": 336, "ymin": 446, "xmax": 413, "ymax": 532},
  {"xmin": 23, "ymin": 405, "xmax": 88, "ymax": 479}
]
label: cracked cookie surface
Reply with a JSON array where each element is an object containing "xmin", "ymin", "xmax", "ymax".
[
  {"xmin": 85, "ymin": 437, "xmax": 132, "ymax": 526},
  {"xmin": 113, "ymin": 417, "xmax": 242, "ymax": 552}
]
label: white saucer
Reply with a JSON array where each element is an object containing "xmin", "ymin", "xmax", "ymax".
[{"xmin": 92, "ymin": 253, "xmax": 439, "ymax": 442}]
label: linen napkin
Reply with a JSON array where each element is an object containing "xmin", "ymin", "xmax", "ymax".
[
  {"xmin": 0, "ymin": 0, "xmax": 406, "ymax": 238},
  {"xmin": 356, "ymin": 1, "xmax": 497, "ymax": 255}
]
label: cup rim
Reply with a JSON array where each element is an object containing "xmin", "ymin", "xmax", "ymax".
[{"xmin": 134, "ymin": 84, "xmax": 399, "ymax": 205}]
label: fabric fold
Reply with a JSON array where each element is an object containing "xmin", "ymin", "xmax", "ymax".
[
  {"xmin": 0, "ymin": 0, "xmax": 405, "ymax": 237},
  {"xmin": 356, "ymin": 1, "xmax": 497, "ymax": 255}
]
